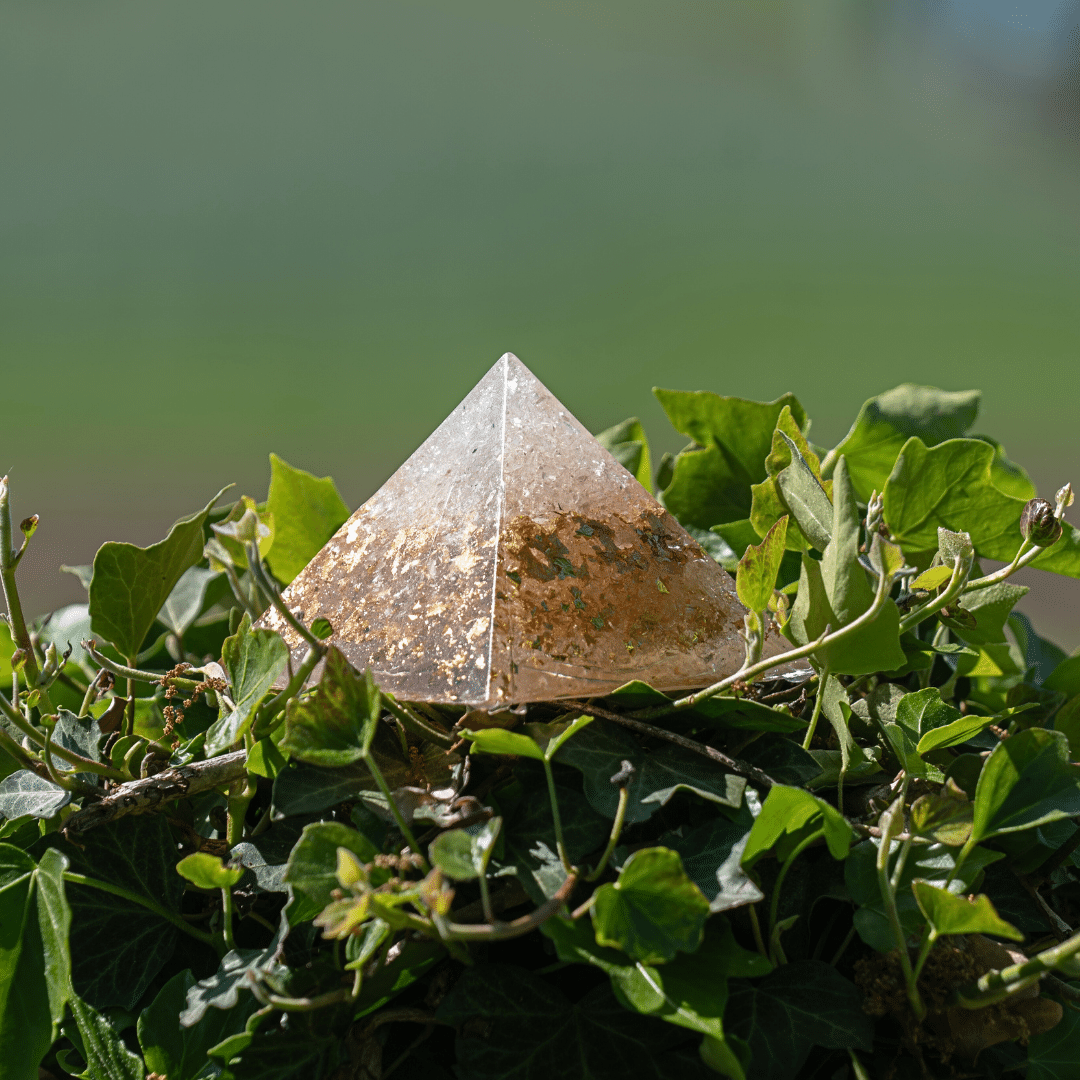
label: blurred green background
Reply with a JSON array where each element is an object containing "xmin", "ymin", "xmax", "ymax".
[{"xmin": 3, "ymin": 0, "xmax": 1078, "ymax": 644}]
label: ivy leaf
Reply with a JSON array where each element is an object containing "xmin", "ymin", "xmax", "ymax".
[
  {"xmin": 496, "ymin": 768, "xmax": 609, "ymax": 904},
  {"xmin": 775, "ymin": 434, "xmax": 833, "ymax": 552},
  {"xmin": 181, "ymin": 914, "xmax": 288, "ymax": 1026},
  {"xmin": 263, "ymin": 454, "xmax": 350, "ymax": 585},
  {"xmin": 894, "ymin": 687, "xmax": 961, "ymax": 742},
  {"xmin": 592, "ymin": 848, "xmax": 709, "ymax": 964},
  {"xmin": 909, "ymin": 786, "xmax": 974, "ymax": 847},
  {"xmin": 736, "ymin": 516, "xmax": 788, "ymax": 614},
  {"xmin": 741, "ymin": 784, "xmax": 852, "ymax": 868},
  {"xmin": 554, "ymin": 722, "xmax": 745, "ymax": 823},
  {"xmin": 88, "ymin": 489, "xmax": 226, "ymax": 659},
  {"xmin": 70, "ymin": 995, "xmax": 145, "ymax": 1080},
  {"xmin": 429, "ymin": 818, "xmax": 501, "ymax": 882},
  {"xmin": 845, "ymin": 840, "xmax": 1004, "ymax": 952},
  {"xmin": 204, "ymin": 612, "xmax": 289, "ymax": 755},
  {"xmin": 883, "ymin": 437, "xmax": 1080, "ymax": 577},
  {"xmin": 0, "ymin": 844, "xmax": 72, "ymax": 1080},
  {"xmin": 280, "ymin": 647, "xmax": 380, "ymax": 766},
  {"xmin": 54, "ymin": 814, "xmax": 184, "ymax": 1010},
  {"xmin": 911, "ymin": 880, "xmax": 1022, "ymax": 940},
  {"xmin": 829, "ymin": 385, "xmax": 983, "ymax": 502},
  {"xmin": 0, "ymin": 770, "xmax": 71, "ymax": 820},
  {"xmin": 157, "ymin": 566, "xmax": 221, "ymax": 638},
  {"xmin": 725, "ymin": 961, "xmax": 874, "ymax": 1078},
  {"xmin": 916, "ymin": 713, "xmax": 999, "ymax": 755},
  {"xmin": 271, "ymin": 759, "xmax": 373, "ymax": 818},
  {"xmin": 460, "ymin": 726, "xmax": 546, "ymax": 761},
  {"xmin": 139, "ymin": 970, "xmax": 259, "ymax": 1080},
  {"xmin": 662, "ymin": 805, "xmax": 765, "ymax": 912},
  {"xmin": 605, "ymin": 681, "xmax": 805, "ymax": 734},
  {"xmin": 1027, "ymin": 993, "xmax": 1080, "ymax": 1080},
  {"xmin": 595, "ymin": 417, "xmax": 653, "ymax": 493},
  {"xmin": 787, "ymin": 457, "xmax": 905, "ymax": 675},
  {"xmin": 176, "ymin": 852, "xmax": 244, "ymax": 890},
  {"xmin": 282, "ymin": 821, "xmax": 381, "ymax": 924},
  {"xmin": 544, "ymin": 916, "xmax": 765, "ymax": 1079},
  {"xmin": 737, "ymin": 736, "xmax": 821, "ymax": 787},
  {"xmin": 437, "ymin": 962, "xmax": 715, "ymax": 1080},
  {"xmin": 656, "ymin": 390, "xmax": 806, "ymax": 529},
  {"xmin": 972, "ymin": 728, "xmax": 1080, "ymax": 842}
]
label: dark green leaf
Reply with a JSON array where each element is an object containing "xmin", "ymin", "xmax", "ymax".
[
  {"xmin": 973, "ymin": 728, "xmax": 1080, "ymax": 842},
  {"xmin": 0, "ymin": 844, "xmax": 62, "ymax": 1080},
  {"xmin": 88, "ymin": 489, "xmax": 225, "ymax": 659},
  {"xmin": 725, "ymin": 961, "xmax": 874, "ymax": 1079},
  {"xmin": 845, "ymin": 840, "xmax": 1004, "ymax": 951},
  {"xmin": 282, "ymin": 821, "xmax": 381, "ymax": 924},
  {"xmin": 894, "ymin": 687, "xmax": 962, "ymax": 742},
  {"xmin": 662, "ymin": 804, "xmax": 764, "ymax": 912},
  {"xmin": 56, "ymin": 814, "xmax": 185, "ymax": 1009},
  {"xmin": 263, "ymin": 454, "xmax": 350, "ymax": 586},
  {"xmin": 741, "ymin": 784, "xmax": 852, "ymax": 867},
  {"xmin": 271, "ymin": 758, "xmax": 373, "ymax": 818},
  {"xmin": 605, "ymin": 680, "xmax": 804, "ymax": 734},
  {"xmin": 595, "ymin": 417, "xmax": 653, "ymax": 493},
  {"xmin": 437, "ymin": 963, "xmax": 714, "ymax": 1080},
  {"xmin": 554, "ymin": 721, "xmax": 745, "ymax": 823},
  {"xmin": 230, "ymin": 816, "xmax": 314, "ymax": 894},
  {"xmin": 181, "ymin": 915, "xmax": 287, "ymax": 1026},
  {"xmin": 205, "ymin": 612, "xmax": 289, "ymax": 755},
  {"xmin": 737, "ymin": 736, "xmax": 821, "ymax": 787},
  {"xmin": 883, "ymin": 437, "xmax": 1080, "ymax": 577},
  {"xmin": 139, "ymin": 970, "xmax": 259, "ymax": 1080},
  {"xmin": 70, "ymin": 995, "xmax": 145, "ymax": 1080},
  {"xmin": 592, "ymin": 848, "xmax": 709, "ymax": 964},
  {"xmin": 829, "ymin": 385, "xmax": 982, "ymax": 502},
  {"xmin": 909, "ymin": 786, "xmax": 974, "ymax": 847},
  {"xmin": 952, "ymin": 583, "xmax": 1029, "ymax": 647},
  {"xmin": 496, "ymin": 767, "xmax": 609, "ymax": 903},
  {"xmin": 0, "ymin": 770, "xmax": 71, "ymax": 819},
  {"xmin": 1009, "ymin": 611, "xmax": 1070, "ymax": 686},
  {"xmin": 911, "ymin": 880, "xmax": 1022, "ymax": 940},
  {"xmin": 210, "ymin": 1007, "xmax": 343, "ymax": 1080},
  {"xmin": 1045, "ymin": 652, "xmax": 1080, "ymax": 698},
  {"xmin": 1027, "ymin": 988, "xmax": 1080, "ymax": 1080},
  {"xmin": 353, "ymin": 936, "xmax": 445, "ymax": 1019},
  {"xmin": 280, "ymin": 647, "xmax": 380, "ymax": 766}
]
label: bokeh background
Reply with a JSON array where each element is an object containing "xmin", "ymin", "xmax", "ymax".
[{"xmin": 3, "ymin": 0, "xmax": 1078, "ymax": 645}]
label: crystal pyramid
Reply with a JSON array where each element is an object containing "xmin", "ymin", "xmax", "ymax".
[{"xmin": 261, "ymin": 354, "xmax": 769, "ymax": 708}]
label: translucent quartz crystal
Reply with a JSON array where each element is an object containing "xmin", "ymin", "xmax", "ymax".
[{"xmin": 261, "ymin": 354, "xmax": 775, "ymax": 707}]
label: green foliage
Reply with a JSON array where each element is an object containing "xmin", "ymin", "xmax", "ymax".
[{"xmin": 1, "ymin": 379, "xmax": 1078, "ymax": 1079}]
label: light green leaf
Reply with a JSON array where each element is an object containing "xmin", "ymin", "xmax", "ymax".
[
  {"xmin": 972, "ymin": 728, "xmax": 1080, "ymax": 842},
  {"xmin": 656, "ymin": 390, "xmax": 806, "ymax": 529},
  {"xmin": 741, "ymin": 784, "xmax": 852, "ymax": 867},
  {"xmin": 595, "ymin": 417, "xmax": 653, "ymax": 493},
  {"xmin": 915, "ymin": 715, "xmax": 997, "ymax": 754},
  {"xmin": 910, "ymin": 566, "xmax": 953, "ymax": 590},
  {"xmin": 592, "ymin": 847, "xmax": 709, "ymax": 964},
  {"xmin": 951, "ymin": 583, "xmax": 1029, "ymax": 647},
  {"xmin": 280, "ymin": 647, "xmax": 380, "ymax": 766},
  {"xmin": 911, "ymin": 880, "xmax": 1022, "ymax": 941},
  {"xmin": 88, "ymin": 488, "xmax": 226, "ymax": 659},
  {"xmin": 775, "ymin": 434, "xmax": 832, "ymax": 552},
  {"xmin": 787, "ymin": 458, "xmax": 905, "ymax": 675},
  {"xmin": 829, "ymin": 385, "xmax": 982, "ymax": 501},
  {"xmin": 157, "ymin": 566, "xmax": 221, "ymax": 638},
  {"xmin": 909, "ymin": 787, "xmax": 974, "ymax": 847},
  {"xmin": 176, "ymin": 852, "xmax": 244, "ymax": 890},
  {"xmin": 246, "ymin": 737, "xmax": 287, "ymax": 780},
  {"xmin": 204, "ymin": 612, "xmax": 288, "ymax": 755},
  {"xmin": 884, "ymin": 437, "xmax": 1080, "ymax": 577},
  {"xmin": 523, "ymin": 714, "xmax": 595, "ymax": 761},
  {"xmin": 0, "ymin": 770, "xmax": 71, "ymax": 819},
  {"xmin": 429, "ymin": 817, "xmax": 501, "ymax": 882},
  {"xmin": 460, "ymin": 726, "xmax": 546, "ymax": 761},
  {"xmin": 736, "ymin": 516, "xmax": 788, "ymax": 614},
  {"xmin": 282, "ymin": 821, "xmax": 381, "ymax": 924},
  {"xmin": 894, "ymin": 687, "xmax": 961, "ymax": 742},
  {"xmin": 263, "ymin": 454, "xmax": 350, "ymax": 585}
]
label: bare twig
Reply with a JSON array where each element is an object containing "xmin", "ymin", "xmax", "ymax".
[
  {"xmin": 62, "ymin": 750, "xmax": 247, "ymax": 835},
  {"xmin": 562, "ymin": 700, "xmax": 778, "ymax": 789}
]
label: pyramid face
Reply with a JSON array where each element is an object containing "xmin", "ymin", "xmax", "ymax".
[{"xmin": 261, "ymin": 354, "xmax": 755, "ymax": 707}]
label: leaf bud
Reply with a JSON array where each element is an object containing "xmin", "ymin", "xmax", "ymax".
[
  {"xmin": 610, "ymin": 759, "xmax": 636, "ymax": 787},
  {"xmin": 1020, "ymin": 498, "xmax": 1062, "ymax": 547},
  {"xmin": 1056, "ymin": 483, "xmax": 1074, "ymax": 517},
  {"xmin": 10, "ymin": 648, "xmax": 27, "ymax": 672},
  {"xmin": 19, "ymin": 515, "xmax": 38, "ymax": 539}
]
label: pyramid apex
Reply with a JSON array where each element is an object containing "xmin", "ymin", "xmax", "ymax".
[{"xmin": 262, "ymin": 358, "xmax": 762, "ymax": 707}]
